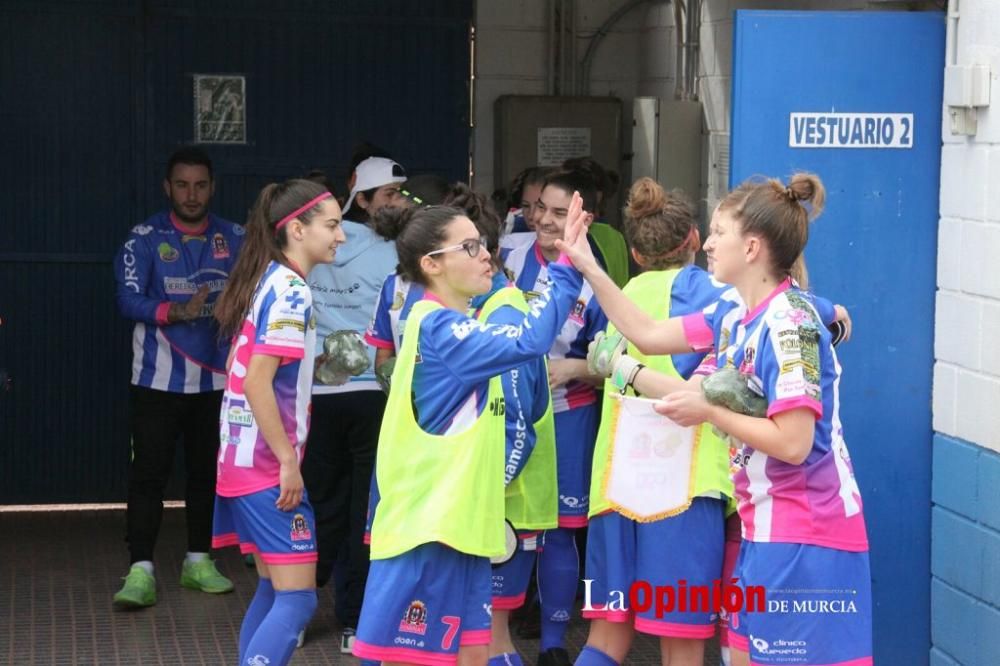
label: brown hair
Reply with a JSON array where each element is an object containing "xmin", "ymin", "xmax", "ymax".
[
  {"xmin": 623, "ymin": 177, "xmax": 698, "ymax": 270},
  {"xmin": 444, "ymin": 183, "xmax": 504, "ymax": 269},
  {"xmin": 214, "ymin": 179, "xmax": 330, "ymax": 337},
  {"xmin": 717, "ymin": 173, "xmax": 825, "ymax": 289}
]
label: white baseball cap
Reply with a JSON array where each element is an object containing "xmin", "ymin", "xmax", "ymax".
[{"xmin": 344, "ymin": 157, "xmax": 407, "ymax": 214}]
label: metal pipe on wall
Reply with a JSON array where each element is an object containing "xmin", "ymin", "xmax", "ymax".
[
  {"xmin": 570, "ymin": 0, "xmax": 578, "ymax": 96},
  {"xmin": 580, "ymin": 0, "xmax": 653, "ymax": 96},
  {"xmin": 548, "ymin": 0, "xmax": 556, "ymax": 95},
  {"xmin": 674, "ymin": 0, "xmax": 685, "ymax": 99},
  {"xmin": 687, "ymin": 0, "xmax": 700, "ymax": 99}
]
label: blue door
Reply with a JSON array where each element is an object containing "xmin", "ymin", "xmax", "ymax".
[
  {"xmin": 0, "ymin": 0, "xmax": 472, "ymax": 503},
  {"xmin": 730, "ymin": 11, "xmax": 944, "ymax": 665}
]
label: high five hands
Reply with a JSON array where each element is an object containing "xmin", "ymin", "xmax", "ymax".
[{"xmin": 554, "ymin": 191, "xmax": 597, "ymax": 273}]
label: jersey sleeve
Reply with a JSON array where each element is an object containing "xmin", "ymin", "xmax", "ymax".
[
  {"xmin": 419, "ymin": 260, "xmax": 583, "ymax": 386},
  {"xmin": 253, "ymin": 285, "xmax": 309, "ymax": 359},
  {"xmin": 113, "ymin": 230, "xmax": 170, "ymax": 325},
  {"xmin": 759, "ymin": 314, "xmax": 824, "ymax": 420},
  {"xmin": 365, "ymin": 275, "xmax": 396, "ymax": 350},
  {"xmin": 567, "ymin": 298, "xmax": 608, "ymax": 359},
  {"xmin": 488, "ymin": 304, "xmax": 539, "ymax": 485}
]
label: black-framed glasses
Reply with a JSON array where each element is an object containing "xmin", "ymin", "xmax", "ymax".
[{"xmin": 425, "ymin": 236, "xmax": 488, "ymax": 259}]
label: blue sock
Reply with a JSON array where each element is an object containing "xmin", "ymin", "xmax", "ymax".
[
  {"xmin": 242, "ymin": 589, "xmax": 317, "ymax": 666},
  {"xmin": 538, "ymin": 527, "xmax": 578, "ymax": 651},
  {"xmin": 489, "ymin": 653, "xmax": 525, "ymax": 666},
  {"xmin": 574, "ymin": 645, "xmax": 619, "ymax": 666},
  {"xmin": 360, "ymin": 661, "xmax": 380, "ymax": 666},
  {"xmin": 239, "ymin": 578, "xmax": 275, "ymax": 663}
]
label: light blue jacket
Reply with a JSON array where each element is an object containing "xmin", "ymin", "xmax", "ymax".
[{"xmin": 307, "ymin": 220, "xmax": 396, "ymax": 393}]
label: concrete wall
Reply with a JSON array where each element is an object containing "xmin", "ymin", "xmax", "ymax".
[{"xmin": 932, "ymin": 1, "xmax": 1000, "ymax": 663}]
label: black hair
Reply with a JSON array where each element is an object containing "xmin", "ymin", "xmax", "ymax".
[
  {"xmin": 166, "ymin": 146, "xmax": 213, "ymax": 181},
  {"xmin": 563, "ymin": 156, "xmax": 619, "ymax": 216},
  {"xmin": 393, "ymin": 206, "xmax": 467, "ymax": 286},
  {"xmin": 507, "ymin": 166, "xmax": 556, "ymax": 209},
  {"xmin": 304, "ymin": 169, "xmax": 340, "ymax": 200},
  {"xmin": 543, "ymin": 169, "xmax": 599, "ymax": 214}
]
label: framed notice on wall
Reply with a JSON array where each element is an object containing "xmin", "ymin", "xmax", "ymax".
[{"xmin": 194, "ymin": 74, "xmax": 246, "ymax": 144}]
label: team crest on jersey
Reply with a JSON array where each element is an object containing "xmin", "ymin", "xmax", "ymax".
[
  {"xmin": 157, "ymin": 242, "xmax": 179, "ymax": 263},
  {"xmin": 399, "ymin": 600, "xmax": 428, "ymax": 635},
  {"xmin": 290, "ymin": 514, "xmax": 312, "ymax": 542},
  {"xmin": 211, "ymin": 232, "xmax": 230, "ymax": 259},
  {"xmin": 391, "ymin": 291, "xmax": 405, "ymax": 311},
  {"xmin": 569, "ymin": 299, "xmax": 586, "ymax": 324}
]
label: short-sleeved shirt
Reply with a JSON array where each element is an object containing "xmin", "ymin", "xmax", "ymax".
[
  {"xmin": 504, "ymin": 241, "xmax": 608, "ymax": 413},
  {"xmin": 217, "ymin": 261, "xmax": 317, "ymax": 497},
  {"xmin": 365, "ymin": 272, "xmax": 425, "ymax": 353},
  {"xmin": 681, "ymin": 279, "xmax": 868, "ymax": 552}
]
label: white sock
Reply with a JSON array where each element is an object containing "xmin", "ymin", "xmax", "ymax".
[
  {"xmin": 185, "ymin": 552, "xmax": 209, "ymax": 564},
  {"xmin": 132, "ymin": 560, "xmax": 154, "ymax": 575}
]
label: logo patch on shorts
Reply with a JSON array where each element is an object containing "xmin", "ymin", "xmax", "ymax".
[
  {"xmin": 399, "ymin": 600, "xmax": 428, "ymax": 635},
  {"xmin": 290, "ymin": 514, "xmax": 312, "ymax": 542}
]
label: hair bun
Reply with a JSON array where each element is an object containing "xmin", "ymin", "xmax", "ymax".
[
  {"xmin": 783, "ymin": 173, "xmax": 825, "ymax": 220},
  {"xmin": 625, "ymin": 177, "xmax": 668, "ymax": 220}
]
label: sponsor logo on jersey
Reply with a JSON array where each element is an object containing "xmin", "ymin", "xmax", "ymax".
[
  {"xmin": 290, "ymin": 514, "xmax": 312, "ymax": 542},
  {"xmin": 212, "ymin": 232, "xmax": 230, "ymax": 259},
  {"xmin": 132, "ymin": 224, "xmax": 153, "ymax": 236},
  {"xmin": 399, "ymin": 600, "xmax": 428, "ymax": 635},
  {"xmin": 267, "ymin": 319, "xmax": 306, "ymax": 333},
  {"xmin": 233, "ymin": 223, "xmax": 246, "ymax": 236},
  {"xmin": 227, "ymin": 405, "xmax": 254, "ymax": 428},
  {"xmin": 158, "ymin": 242, "xmax": 179, "ymax": 263}
]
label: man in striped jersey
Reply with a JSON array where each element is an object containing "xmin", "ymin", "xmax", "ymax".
[{"xmin": 111, "ymin": 147, "xmax": 244, "ymax": 608}]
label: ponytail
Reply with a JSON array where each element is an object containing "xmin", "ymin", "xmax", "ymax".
[{"xmin": 215, "ymin": 179, "xmax": 329, "ymax": 337}]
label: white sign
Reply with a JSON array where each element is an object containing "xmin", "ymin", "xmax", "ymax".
[
  {"xmin": 789, "ymin": 113, "xmax": 913, "ymax": 149},
  {"xmin": 537, "ymin": 127, "xmax": 591, "ymax": 166}
]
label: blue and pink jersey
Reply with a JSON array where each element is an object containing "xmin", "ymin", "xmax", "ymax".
[
  {"xmin": 503, "ymin": 241, "xmax": 608, "ymax": 413},
  {"xmin": 216, "ymin": 261, "xmax": 317, "ymax": 497},
  {"xmin": 365, "ymin": 271, "xmax": 425, "ymax": 354},
  {"xmin": 682, "ymin": 279, "xmax": 868, "ymax": 552},
  {"xmin": 113, "ymin": 211, "xmax": 244, "ymax": 393}
]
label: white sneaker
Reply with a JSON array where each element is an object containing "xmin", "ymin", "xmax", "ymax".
[
  {"xmin": 340, "ymin": 627, "xmax": 356, "ymax": 654},
  {"xmin": 296, "ymin": 629, "xmax": 305, "ymax": 649}
]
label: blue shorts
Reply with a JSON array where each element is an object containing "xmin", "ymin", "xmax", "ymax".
[
  {"xmin": 491, "ymin": 531, "xmax": 542, "ymax": 610},
  {"xmin": 211, "ymin": 486, "xmax": 318, "ymax": 565},
  {"xmin": 728, "ymin": 541, "xmax": 873, "ymax": 666},
  {"xmin": 354, "ymin": 543, "xmax": 493, "ymax": 665},
  {"xmin": 554, "ymin": 404, "xmax": 598, "ymax": 526},
  {"xmin": 582, "ymin": 497, "xmax": 725, "ymax": 638}
]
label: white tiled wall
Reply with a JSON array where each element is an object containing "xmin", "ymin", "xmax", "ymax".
[{"xmin": 934, "ymin": 0, "xmax": 1000, "ymax": 454}]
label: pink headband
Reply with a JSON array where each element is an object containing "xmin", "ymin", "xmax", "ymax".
[{"xmin": 274, "ymin": 192, "xmax": 333, "ymax": 235}]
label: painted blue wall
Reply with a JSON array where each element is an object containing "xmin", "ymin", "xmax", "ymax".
[{"xmin": 930, "ymin": 434, "xmax": 1000, "ymax": 666}]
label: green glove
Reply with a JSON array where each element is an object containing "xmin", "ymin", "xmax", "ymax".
[
  {"xmin": 375, "ymin": 357, "xmax": 396, "ymax": 394},
  {"xmin": 587, "ymin": 331, "xmax": 627, "ymax": 377},
  {"xmin": 701, "ymin": 367, "xmax": 768, "ymax": 417}
]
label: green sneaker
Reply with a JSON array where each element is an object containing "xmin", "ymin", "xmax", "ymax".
[
  {"xmin": 113, "ymin": 565, "xmax": 157, "ymax": 608},
  {"xmin": 180, "ymin": 558, "xmax": 234, "ymax": 594}
]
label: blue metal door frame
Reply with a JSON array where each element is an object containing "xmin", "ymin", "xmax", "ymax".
[{"xmin": 730, "ymin": 10, "xmax": 944, "ymax": 664}]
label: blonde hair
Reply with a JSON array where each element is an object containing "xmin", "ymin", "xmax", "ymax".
[
  {"xmin": 623, "ymin": 177, "xmax": 698, "ymax": 270},
  {"xmin": 718, "ymin": 172, "xmax": 825, "ymax": 289}
]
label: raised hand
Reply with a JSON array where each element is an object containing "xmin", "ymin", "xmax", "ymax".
[{"xmin": 554, "ymin": 191, "xmax": 598, "ymax": 273}]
